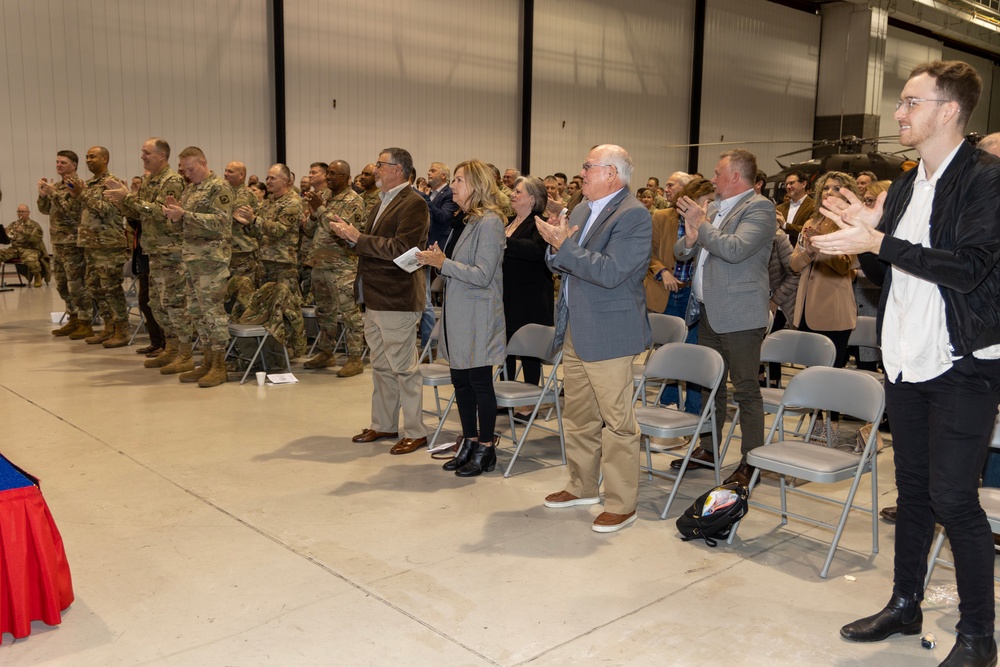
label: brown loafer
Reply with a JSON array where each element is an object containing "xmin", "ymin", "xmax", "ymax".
[
  {"xmin": 390, "ymin": 437, "xmax": 427, "ymax": 455},
  {"xmin": 352, "ymin": 429, "xmax": 399, "ymax": 443},
  {"xmin": 724, "ymin": 461, "xmax": 756, "ymax": 487},
  {"xmin": 592, "ymin": 511, "xmax": 637, "ymax": 533},
  {"xmin": 879, "ymin": 506, "xmax": 897, "ymax": 522},
  {"xmin": 670, "ymin": 446, "xmax": 715, "ymax": 470}
]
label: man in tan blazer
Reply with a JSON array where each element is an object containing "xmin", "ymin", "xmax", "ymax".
[
  {"xmin": 331, "ymin": 147, "xmax": 430, "ymax": 454},
  {"xmin": 774, "ymin": 170, "xmax": 814, "ymax": 247}
]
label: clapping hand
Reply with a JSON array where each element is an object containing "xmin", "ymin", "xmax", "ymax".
[
  {"xmin": 812, "ymin": 190, "xmax": 886, "ymax": 256},
  {"xmin": 162, "ymin": 195, "xmax": 184, "ymax": 221},
  {"xmin": 416, "ymin": 242, "xmax": 445, "ymax": 269},
  {"xmin": 535, "ymin": 210, "xmax": 578, "ymax": 251}
]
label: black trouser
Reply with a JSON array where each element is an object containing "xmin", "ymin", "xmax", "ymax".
[
  {"xmin": 797, "ymin": 318, "xmax": 852, "ymax": 420},
  {"xmin": 138, "ymin": 273, "xmax": 164, "ymax": 348},
  {"xmin": 887, "ymin": 356, "xmax": 999, "ymax": 637},
  {"xmin": 504, "ymin": 354, "xmax": 542, "ymax": 386},
  {"xmin": 451, "ymin": 366, "xmax": 497, "ymax": 442}
]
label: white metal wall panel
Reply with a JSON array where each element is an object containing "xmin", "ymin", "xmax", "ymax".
[
  {"xmin": 283, "ymin": 0, "xmax": 520, "ymax": 184},
  {"xmin": 530, "ymin": 0, "xmax": 693, "ymax": 185},
  {"xmin": 876, "ymin": 26, "xmax": 942, "ymax": 156},
  {"xmin": 700, "ymin": 0, "xmax": 819, "ymax": 179},
  {"xmin": 0, "ymin": 0, "xmax": 272, "ymax": 247}
]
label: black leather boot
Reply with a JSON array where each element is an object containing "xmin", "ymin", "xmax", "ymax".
[
  {"xmin": 840, "ymin": 594, "xmax": 922, "ymax": 642},
  {"xmin": 442, "ymin": 438, "xmax": 476, "ymax": 471},
  {"xmin": 939, "ymin": 634, "xmax": 998, "ymax": 667},
  {"xmin": 455, "ymin": 439, "xmax": 497, "ymax": 477}
]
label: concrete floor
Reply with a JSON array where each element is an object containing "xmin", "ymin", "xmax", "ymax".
[{"xmin": 0, "ymin": 283, "xmax": 977, "ymax": 666}]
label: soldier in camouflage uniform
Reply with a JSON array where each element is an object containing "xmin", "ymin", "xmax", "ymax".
[
  {"xmin": 162, "ymin": 146, "xmax": 233, "ymax": 388},
  {"xmin": 0, "ymin": 205, "xmax": 49, "ymax": 286},
  {"xmin": 234, "ymin": 164, "xmax": 302, "ymax": 297},
  {"xmin": 75, "ymin": 146, "xmax": 130, "ymax": 348},
  {"xmin": 37, "ymin": 150, "xmax": 91, "ymax": 337},
  {"xmin": 301, "ymin": 160, "xmax": 367, "ymax": 377},
  {"xmin": 300, "ymin": 162, "xmax": 331, "ymax": 302},
  {"xmin": 105, "ymin": 138, "xmax": 186, "ymax": 369},
  {"xmin": 224, "ymin": 161, "xmax": 261, "ymax": 286},
  {"xmin": 358, "ymin": 164, "xmax": 381, "ymax": 216}
]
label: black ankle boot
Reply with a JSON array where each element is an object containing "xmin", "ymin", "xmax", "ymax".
[
  {"xmin": 443, "ymin": 438, "xmax": 476, "ymax": 471},
  {"xmin": 455, "ymin": 439, "xmax": 497, "ymax": 477},
  {"xmin": 840, "ymin": 594, "xmax": 922, "ymax": 642},
  {"xmin": 939, "ymin": 634, "xmax": 998, "ymax": 667}
]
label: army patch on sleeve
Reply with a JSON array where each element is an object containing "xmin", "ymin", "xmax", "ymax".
[{"xmin": 219, "ymin": 195, "xmax": 231, "ymax": 205}]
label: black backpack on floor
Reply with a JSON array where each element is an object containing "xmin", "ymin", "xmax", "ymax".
[{"xmin": 676, "ymin": 482, "xmax": 749, "ymax": 547}]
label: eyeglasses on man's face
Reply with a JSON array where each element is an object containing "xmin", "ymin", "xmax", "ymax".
[
  {"xmin": 581, "ymin": 163, "xmax": 612, "ymax": 172},
  {"xmin": 375, "ymin": 161, "xmax": 399, "ymax": 169},
  {"xmin": 895, "ymin": 97, "xmax": 949, "ymax": 112}
]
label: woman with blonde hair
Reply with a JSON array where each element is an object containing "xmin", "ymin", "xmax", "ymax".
[{"xmin": 417, "ymin": 159, "xmax": 507, "ymax": 477}]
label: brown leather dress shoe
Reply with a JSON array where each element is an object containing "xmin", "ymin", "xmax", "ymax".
[
  {"xmin": 722, "ymin": 461, "xmax": 756, "ymax": 486},
  {"xmin": 389, "ymin": 437, "xmax": 427, "ymax": 455},
  {"xmin": 670, "ymin": 446, "xmax": 715, "ymax": 470},
  {"xmin": 592, "ymin": 511, "xmax": 637, "ymax": 533},
  {"xmin": 724, "ymin": 461, "xmax": 756, "ymax": 487},
  {"xmin": 352, "ymin": 429, "xmax": 399, "ymax": 443}
]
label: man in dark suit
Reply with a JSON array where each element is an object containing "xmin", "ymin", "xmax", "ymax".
[
  {"xmin": 418, "ymin": 162, "xmax": 459, "ymax": 348},
  {"xmin": 774, "ymin": 170, "xmax": 813, "ymax": 247},
  {"xmin": 536, "ymin": 144, "xmax": 652, "ymax": 533},
  {"xmin": 331, "ymin": 147, "xmax": 430, "ymax": 455}
]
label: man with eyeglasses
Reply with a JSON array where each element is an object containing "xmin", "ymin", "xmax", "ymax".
[
  {"xmin": 331, "ymin": 148, "xmax": 430, "ymax": 455},
  {"xmin": 775, "ymin": 170, "xmax": 812, "ymax": 247},
  {"xmin": 817, "ymin": 60, "xmax": 1000, "ymax": 667},
  {"xmin": 536, "ymin": 144, "xmax": 652, "ymax": 533}
]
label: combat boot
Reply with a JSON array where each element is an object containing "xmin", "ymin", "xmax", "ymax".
[
  {"xmin": 68, "ymin": 320, "xmax": 95, "ymax": 340},
  {"xmin": 32, "ymin": 273, "xmax": 42, "ymax": 288},
  {"xmin": 198, "ymin": 348, "xmax": 229, "ymax": 388},
  {"xmin": 145, "ymin": 338, "xmax": 179, "ymax": 368},
  {"xmin": 180, "ymin": 347, "xmax": 213, "ymax": 383},
  {"xmin": 85, "ymin": 322, "xmax": 115, "ymax": 345},
  {"xmin": 52, "ymin": 315, "xmax": 80, "ymax": 336},
  {"xmin": 160, "ymin": 341, "xmax": 195, "ymax": 375},
  {"xmin": 102, "ymin": 320, "xmax": 130, "ymax": 349},
  {"xmin": 337, "ymin": 356, "xmax": 364, "ymax": 378},
  {"xmin": 303, "ymin": 350, "xmax": 336, "ymax": 369}
]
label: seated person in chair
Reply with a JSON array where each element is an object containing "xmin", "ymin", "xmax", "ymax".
[{"xmin": 0, "ymin": 204, "xmax": 49, "ymax": 287}]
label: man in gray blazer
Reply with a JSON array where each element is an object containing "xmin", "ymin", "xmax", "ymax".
[
  {"xmin": 672, "ymin": 149, "xmax": 775, "ymax": 486},
  {"xmin": 536, "ymin": 144, "xmax": 652, "ymax": 533}
]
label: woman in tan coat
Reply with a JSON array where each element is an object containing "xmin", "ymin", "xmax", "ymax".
[{"xmin": 789, "ymin": 171, "xmax": 859, "ymax": 369}]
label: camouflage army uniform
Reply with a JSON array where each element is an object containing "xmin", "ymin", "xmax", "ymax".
[
  {"xmin": 306, "ymin": 188, "xmax": 366, "ymax": 358},
  {"xmin": 229, "ymin": 183, "xmax": 260, "ymax": 286},
  {"xmin": 180, "ymin": 172, "xmax": 233, "ymax": 349},
  {"xmin": 78, "ymin": 171, "xmax": 130, "ymax": 331},
  {"xmin": 361, "ymin": 189, "xmax": 381, "ymax": 217},
  {"xmin": 299, "ymin": 186, "xmax": 330, "ymax": 302},
  {"xmin": 119, "ymin": 166, "xmax": 187, "ymax": 342},
  {"xmin": 0, "ymin": 217, "xmax": 48, "ymax": 280},
  {"xmin": 38, "ymin": 181, "xmax": 90, "ymax": 319},
  {"xmin": 252, "ymin": 190, "xmax": 303, "ymax": 298},
  {"xmin": 236, "ymin": 281, "xmax": 307, "ymax": 357}
]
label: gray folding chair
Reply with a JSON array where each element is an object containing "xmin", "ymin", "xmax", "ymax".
[
  {"xmin": 723, "ymin": 329, "xmax": 837, "ymax": 453},
  {"xmin": 495, "ymin": 324, "xmax": 565, "ymax": 477},
  {"xmin": 224, "ymin": 323, "xmax": 292, "ymax": 384},
  {"xmin": 725, "ymin": 366, "xmax": 886, "ymax": 578},
  {"xmin": 302, "ymin": 306, "xmax": 320, "ymax": 356},
  {"xmin": 632, "ymin": 313, "xmax": 688, "ymax": 405},
  {"xmin": 419, "ymin": 321, "xmax": 456, "ymax": 449},
  {"xmin": 923, "ymin": 412, "xmax": 1000, "ymax": 589},
  {"xmin": 846, "ymin": 315, "xmax": 883, "ymax": 382},
  {"xmin": 633, "ymin": 343, "xmax": 727, "ymax": 518},
  {"xmin": 122, "ymin": 260, "xmax": 144, "ymax": 345}
]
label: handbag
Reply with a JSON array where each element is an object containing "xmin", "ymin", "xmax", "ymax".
[{"xmin": 676, "ymin": 482, "xmax": 749, "ymax": 547}]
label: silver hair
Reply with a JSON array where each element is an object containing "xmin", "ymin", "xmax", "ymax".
[{"xmin": 593, "ymin": 144, "xmax": 634, "ymax": 186}]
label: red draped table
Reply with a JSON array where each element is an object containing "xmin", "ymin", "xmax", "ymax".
[{"xmin": 0, "ymin": 455, "xmax": 73, "ymax": 639}]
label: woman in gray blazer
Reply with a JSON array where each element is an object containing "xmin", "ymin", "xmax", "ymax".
[{"xmin": 417, "ymin": 160, "xmax": 507, "ymax": 477}]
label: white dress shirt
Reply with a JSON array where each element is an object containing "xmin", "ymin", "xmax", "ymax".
[{"xmin": 691, "ymin": 189, "xmax": 754, "ymax": 303}]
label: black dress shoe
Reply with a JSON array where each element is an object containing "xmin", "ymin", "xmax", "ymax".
[
  {"xmin": 939, "ymin": 634, "xmax": 998, "ymax": 667},
  {"xmin": 670, "ymin": 446, "xmax": 715, "ymax": 470},
  {"xmin": 456, "ymin": 441, "xmax": 497, "ymax": 477},
  {"xmin": 840, "ymin": 594, "xmax": 922, "ymax": 642},
  {"xmin": 724, "ymin": 461, "xmax": 756, "ymax": 487},
  {"xmin": 879, "ymin": 506, "xmax": 897, "ymax": 522},
  {"xmin": 443, "ymin": 438, "xmax": 476, "ymax": 471}
]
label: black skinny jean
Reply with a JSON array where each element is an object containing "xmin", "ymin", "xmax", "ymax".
[
  {"xmin": 887, "ymin": 356, "xmax": 999, "ymax": 637},
  {"xmin": 450, "ymin": 366, "xmax": 497, "ymax": 442}
]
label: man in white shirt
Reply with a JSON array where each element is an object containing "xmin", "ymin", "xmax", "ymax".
[{"xmin": 817, "ymin": 60, "xmax": 1000, "ymax": 667}]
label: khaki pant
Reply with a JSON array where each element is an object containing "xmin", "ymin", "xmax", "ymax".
[
  {"xmin": 560, "ymin": 326, "xmax": 640, "ymax": 515},
  {"xmin": 364, "ymin": 309, "xmax": 425, "ymax": 440}
]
